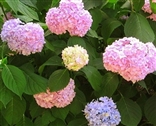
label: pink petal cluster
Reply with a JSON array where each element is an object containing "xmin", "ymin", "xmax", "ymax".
[
  {"xmin": 34, "ymin": 79, "xmax": 76, "ymax": 108},
  {"xmin": 103, "ymin": 37, "xmax": 156, "ymax": 83},
  {"xmin": 142, "ymin": 0, "xmax": 156, "ymax": 21},
  {"xmin": 62, "ymin": 45, "xmax": 89, "ymax": 71},
  {"xmin": 152, "ymin": 0, "xmax": 156, "ymax": 3},
  {"xmin": 45, "ymin": 0, "xmax": 92, "ymax": 37},
  {"xmin": 1, "ymin": 19, "xmax": 45, "ymax": 56}
]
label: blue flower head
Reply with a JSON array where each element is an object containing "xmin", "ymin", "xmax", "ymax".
[{"xmin": 83, "ymin": 96, "xmax": 121, "ymax": 126}]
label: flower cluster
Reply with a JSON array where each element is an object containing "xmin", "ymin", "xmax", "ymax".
[
  {"xmin": 84, "ymin": 96, "xmax": 121, "ymax": 126},
  {"xmin": 62, "ymin": 45, "xmax": 89, "ymax": 71},
  {"xmin": 45, "ymin": 0, "xmax": 92, "ymax": 37},
  {"xmin": 142, "ymin": 0, "xmax": 156, "ymax": 21},
  {"xmin": 1, "ymin": 19, "xmax": 45, "ymax": 56},
  {"xmin": 103, "ymin": 37, "xmax": 156, "ymax": 83},
  {"xmin": 34, "ymin": 79, "xmax": 76, "ymax": 108}
]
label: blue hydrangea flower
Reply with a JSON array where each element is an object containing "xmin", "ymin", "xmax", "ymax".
[{"xmin": 83, "ymin": 96, "xmax": 121, "ymax": 126}]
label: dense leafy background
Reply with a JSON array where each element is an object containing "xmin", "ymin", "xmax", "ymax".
[{"xmin": 0, "ymin": 0, "xmax": 156, "ymax": 125}]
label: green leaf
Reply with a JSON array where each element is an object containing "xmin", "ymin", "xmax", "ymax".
[
  {"xmin": 98, "ymin": 72, "xmax": 119, "ymax": 97},
  {"xmin": 137, "ymin": 80, "xmax": 149, "ymax": 93},
  {"xmin": 41, "ymin": 110, "xmax": 55, "ymax": 125},
  {"xmin": 0, "ymin": 83, "xmax": 13, "ymax": 107},
  {"xmin": 81, "ymin": 66, "xmax": 102, "ymax": 91},
  {"xmin": 144, "ymin": 95, "xmax": 156, "ymax": 125},
  {"xmin": 1, "ymin": 96, "xmax": 26, "ymax": 125},
  {"xmin": 5, "ymin": 0, "xmax": 18, "ymax": 14},
  {"xmin": 52, "ymin": 40, "xmax": 67, "ymax": 55},
  {"xmin": 101, "ymin": 18, "xmax": 122, "ymax": 41},
  {"xmin": 22, "ymin": 69, "xmax": 48, "ymax": 95},
  {"xmin": 89, "ymin": 8, "xmax": 103, "ymax": 30},
  {"xmin": 0, "ymin": 112, "xmax": 8, "ymax": 126},
  {"xmin": 109, "ymin": 0, "xmax": 118, "ymax": 3},
  {"xmin": 49, "ymin": 119, "xmax": 66, "ymax": 126},
  {"xmin": 69, "ymin": 96, "xmax": 84, "ymax": 115},
  {"xmin": 20, "ymin": 0, "xmax": 37, "ymax": 9},
  {"xmin": 52, "ymin": 107, "xmax": 69, "ymax": 121},
  {"xmin": 68, "ymin": 118, "xmax": 87, "ymax": 126},
  {"xmin": 117, "ymin": 97, "xmax": 142, "ymax": 126},
  {"xmin": 86, "ymin": 29, "xmax": 99, "ymax": 39},
  {"xmin": 90, "ymin": 58, "xmax": 104, "ymax": 70},
  {"xmin": 120, "ymin": 83, "xmax": 137, "ymax": 98},
  {"xmin": 5, "ymin": 0, "xmax": 38, "ymax": 20},
  {"xmin": 132, "ymin": 0, "xmax": 144, "ymax": 11},
  {"xmin": 16, "ymin": 115, "xmax": 34, "ymax": 126},
  {"xmin": 51, "ymin": 0, "xmax": 60, "ymax": 7},
  {"xmin": 67, "ymin": 36, "xmax": 86, "ymax": 48},
  {"xmin": 45, "ymin": 39, "xmax": 55, "ymax": 52},
  {"xmin": 18, "ymin": 0, "xmax": 39, "ymax": 20},
  {"xmin": 36, "ymin": 0, "xmax": 52, "ymax": 11},
  {"xmin": 39, "ymin": 55, "xmax": 63, "ymax": 74},
  {"xmin": 48, "ymin": 69, "xmax": 70, "ymax": 92},
  {"xmin": 34, "ymin": 116, "xmax": 45, "ymax": 126},
  {"xmin": 29, "ymin": 100, "xmax": 45, "ymax": 118},
  {"xmin": 83, "ymin": 0, "xmax": 102, "ymax": 10},
  {"xmin": 2, "ymin": 65, "xmax": 26, "ymax": 97},
  {"xmin": 16, "ymin": 15, "xmax": 33, "ymax": 22},
  {"xmin": 124, "ymin": 13, "xmax": 155, "ymax": 42}
]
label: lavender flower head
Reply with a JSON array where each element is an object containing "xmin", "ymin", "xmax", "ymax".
[
  {"xmin": 1, "ymin": 18, "xmax": 22, "ymax": 42},
  {"xmin": 84, "ymin": 97, "xmax": 121, "ymax": 126},
  {"xmin": 1, "ymin": 19, "xmax": 45, "ymax": 56}
]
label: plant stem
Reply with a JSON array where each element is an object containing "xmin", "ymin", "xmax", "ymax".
[{"xmin": 0, "ymin": 3, "xmax": 8, "ymax": 20}]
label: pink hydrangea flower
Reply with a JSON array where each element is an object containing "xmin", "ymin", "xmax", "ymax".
[
  {"xmin": 1, "ymin": 19, "xmax": 45, "ymax": 56},
  {"xmin": 142, "ymin": 0, "xmax": 156, "ymax": 21},
  {"xmin": 152, "ymin": 0, "xmax": 156, "ymax": 3},
  {"xmin": 34, "ymin": 79, "xmax": 76, "ymax": 108},
  {"xmin": 45, "ymin": 0, "xmax": 92, "ymax": 37},
  {"xmin": 103, "ymin": 37, "xmax": 156, "ymax": 83},
  {"xmin": 62, "ymin": 45, "xmax": 89, "ymax": 71}
]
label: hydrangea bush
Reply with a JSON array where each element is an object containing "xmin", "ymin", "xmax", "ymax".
[{"xmin": 0, "ymin": 0, "xmax": 156, "ymax": 126}]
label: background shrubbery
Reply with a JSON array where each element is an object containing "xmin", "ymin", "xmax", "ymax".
[{"xmin": 0, "ymin": 0, "xmax": 156, "ymax": 126}]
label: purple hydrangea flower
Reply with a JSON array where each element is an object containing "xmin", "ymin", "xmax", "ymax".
[
  {"xmin": 1, "ymin": 19, "xmax": 45, "ymax": 56},
  {"xmin": 84, "ymin": 97, "xmax": 121, "ymax": 126}
]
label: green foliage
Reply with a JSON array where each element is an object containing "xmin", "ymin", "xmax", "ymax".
[
  {"xmin": 102, "ymin": 18, "xmax": 122, "ymax": 41},
  {"xmin": 117, "ymin": 97, "xmax": 142, "ymax": 126},
  {"xmin": 0, "ymin": 0, "xmax": 156, "ymax": 125},
  {"xmin": 22, "ymin": 69, "xmax": 48, "ymax": 95},
  {"xmin": 81, "ymin": 65, "xmax": 102, "ymax": 91},
  {"xmin": 1, "ymin": 96, "xmax": 26, "ymax": 125},
  {"xmin": 67, "ymin": 36, "xmax": 86, "ymax": 48},
  {"xmin": 2, "ymin": 65, "xmax": 26, "ymax": 97},
  {"xmin": 144, "ymin": 95, "xmax": 156, "ymax": 125},
  {"xmin": 97, "ymin": 72, "xmax": 119, "ymax": 97},
  {"xmin": 48, "ymin": 69, "xmax": 70, "ymax": 91},
  {"xmin": 124, "ymin": 13, "xmax": 155, "ymax": 42}
]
